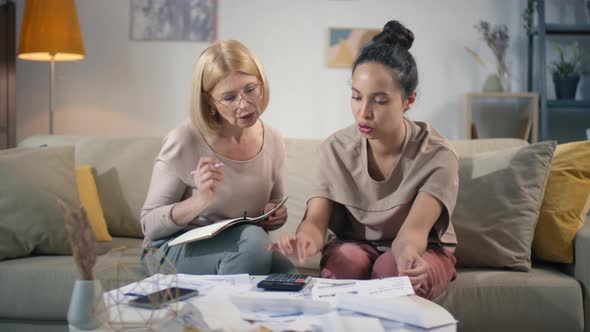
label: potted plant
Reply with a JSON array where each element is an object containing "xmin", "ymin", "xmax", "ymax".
[{"xmin": 551, "ymin": 42, "xmax": 583, "ymax": 100}]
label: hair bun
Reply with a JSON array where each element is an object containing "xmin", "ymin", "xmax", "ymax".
[{"xmin": 373, "ymin": 20, "xmax": 414, "ymax": 50}]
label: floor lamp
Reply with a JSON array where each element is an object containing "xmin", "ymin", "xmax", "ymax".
[{"xmin": 17, "ymin": 0, "xmax": 85, "ymax": 135}]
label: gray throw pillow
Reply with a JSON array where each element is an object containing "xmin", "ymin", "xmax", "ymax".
[
  {"xmin": 453, "ymin": 141, "xmax": 556, "ymax": 272},
  {"xmin": 0, "ymin": 146, "xmax": 80, "ymax": 260}
]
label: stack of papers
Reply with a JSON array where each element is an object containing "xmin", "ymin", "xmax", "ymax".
[
  {"xmin": 104, "ymin": 274, "xmax": 457, "ymax": 332},
  {"xmin": 337, "ymin": 293, "xmax": 457, "ymax": 331}
]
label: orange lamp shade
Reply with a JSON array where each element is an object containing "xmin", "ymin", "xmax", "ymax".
[{"xmin": 18, "ymin": 0, "xmax": 85, "ymax": 61}]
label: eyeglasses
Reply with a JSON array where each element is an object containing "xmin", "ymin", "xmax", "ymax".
[{"xmin": 210, "ymin": 83, "xmax": 263, "ymax": 109}]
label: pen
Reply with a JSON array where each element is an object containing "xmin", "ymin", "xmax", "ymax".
[{"xmin": 190, "ymin": 163, "xmax": 223, "ymax": 175}]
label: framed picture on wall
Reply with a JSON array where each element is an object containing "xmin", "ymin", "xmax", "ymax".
[
  {"xmin": 327, "ymin": 27, "xmax": 380, "ymax": 67},
  {"xmin": 130, "ymin": 0, "xmax": 217, "ymax": 42}
]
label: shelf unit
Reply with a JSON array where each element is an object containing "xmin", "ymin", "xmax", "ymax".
[
  {"xmin": 527, "ymin": 0, "xmax": 590, "ymax": 143},
  {"xmin": 0, "ymin": 1, "xmax": 16, "ymax": 149},
  {"xmin": 466, "ymin": 92, "xmax": 539, "ymax": 143}
]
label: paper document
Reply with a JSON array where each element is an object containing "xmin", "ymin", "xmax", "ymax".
[
  {"xmin": 103, "ymin": 273, "xmax": 253, "ymax": 305},
  {"xmin": 187, "ymin": 301, "xmax": 251, "ymax": 331},
  {"xmin": 230, "ymin": 294, "xmax": 331, "ymax": 316},
  {"xmin": 312, "ymin": 276, "xmax": 414, "ymax": 305},
  {"xmin": 168, "ymin": 196, "xmax": 288, "ymax": 246},
  {"xmin": 321, "ymin": 311, "xmax": 385, "ymax": 332},
  {"xmin": 337, "ymin": 294, "xmax": 457, "ymax": 329}
]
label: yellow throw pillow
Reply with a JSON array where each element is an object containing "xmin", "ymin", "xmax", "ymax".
[
  {"xmin": 533, "ymin": 141, "xmax": 590, "ymax": 263},
  {"xmin": 75, "ymin": 165, "xmax": 112, "ymax": 242}
]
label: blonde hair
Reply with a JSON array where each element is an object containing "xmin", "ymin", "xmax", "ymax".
[{"xmin": 189, "ymin": 40, "xmax": 270, "ymax": 137}]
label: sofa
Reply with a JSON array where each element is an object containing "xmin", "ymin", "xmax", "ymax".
[{"xmin": 0, "ymin": 134, "xmax": 588, "ymax": 332}]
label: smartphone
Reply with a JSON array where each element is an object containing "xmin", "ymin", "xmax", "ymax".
[{"xmin": 127, "ymin": 287, "xmax": 199, "ymax": 309}]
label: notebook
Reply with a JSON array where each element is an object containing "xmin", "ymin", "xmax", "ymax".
[{"xmin": 168, "ymin": 196, "xmax": 288, "ymax": 246}]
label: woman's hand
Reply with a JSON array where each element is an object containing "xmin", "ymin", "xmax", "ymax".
[
  {"xmin": 258, "ymin": 202, "xmax": 287, "ymax": 231},
  {"xmin": 191, "ymin": 157, "xmax": 224, "ymax": 208},
  {"xmin": 396, "ymin": 246, "xmax": 429, "ymax": 292},
  {"xmin": 268, "ymin": 232, "xmax": 318, "ymax": 265}
]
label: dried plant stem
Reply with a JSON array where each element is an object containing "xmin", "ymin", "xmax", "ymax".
[{"xmin": 62, "ymin": 203, "xmax": 97, "ymax": 280}]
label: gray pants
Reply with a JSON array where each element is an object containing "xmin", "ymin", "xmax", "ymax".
[{"xmin": 141, "ymin": 224, "xmax": 296, "ymax": 275}]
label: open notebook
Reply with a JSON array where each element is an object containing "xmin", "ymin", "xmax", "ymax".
[{"xmin": 168, "ymin": 196, "xmax": 288, "ymax": 247}]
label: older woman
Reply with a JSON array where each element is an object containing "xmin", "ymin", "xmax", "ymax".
[{"xmin": 141, "ymin": 40, "xmax": 295, "ymax": 275}]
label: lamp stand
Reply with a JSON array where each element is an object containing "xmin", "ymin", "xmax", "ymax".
[{"xmin": 49, "ymin": 55, "xmax": 55, "ymax": 135}]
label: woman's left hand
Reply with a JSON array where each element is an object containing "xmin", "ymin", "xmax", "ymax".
[
  {"xmin": 396, "ymin": 247, "xmax": 429, "ymax": 292},
  {"xmin": 258, "ymin": 202, "xmax": 288, "ymax": 231}
]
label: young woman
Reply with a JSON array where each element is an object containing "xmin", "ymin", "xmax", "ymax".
[
  {"xmin": 141, "ymin": 40, "xmax": 295, "ymax": 275},
  {"xmin": 270, "ymin": 21, "xmax": 459, "ymax": 300}
]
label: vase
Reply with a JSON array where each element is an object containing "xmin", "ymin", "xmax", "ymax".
[
  {"xmin": 553, "ymin": 74, "xmax": 580, "ymax": 99},
  {"xmin": 497, "ymin": 60, "xmax": 511, "ymax": 92},
  {"xmin": 67, "ymin": 279, "xmax": 107, "ymax": 330},
  {"xmin": 482, "ymin": 74, "xmax": 503, "ymax": 92},
  {"xmin": 482, "ymin": 61, "xmax": 511, "ymax": 93}
]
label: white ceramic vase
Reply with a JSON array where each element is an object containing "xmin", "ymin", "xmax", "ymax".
[{"xmin": 67, "ymin": 279, "xmax": 107, "ymax": 330}]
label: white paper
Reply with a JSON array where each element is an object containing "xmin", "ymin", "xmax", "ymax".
[
  {"xmin": 312, "ymin": 276, "xmax": 414, "ymax": 305},
  {"xmin": 321, "ymin": 311, "xmax": 385, "ymax": 332},
  {"xmin": 104, "ymin": 273, "xmax": 454, "ymax": 332},
  {"xmin": 357, "ymin": 277, "xmax": 415, "ymax": 297},
  {"xmin": 230, "ymin": 294, "xmax": 331, "ymax": 316},
  {"xmin": 336, "ymin": 294, "xmax": 457, "ymax": 329},
  {"xmin": 103, "ymin": 273, "xmax": 252, "ymax": 305},
  {"xmin": 189, "ymin": 301, "xmax": 252, "ymax": 331},
  {"xmin": 174, "ymin": 273, "xmax": 251, "ymax": 289}
]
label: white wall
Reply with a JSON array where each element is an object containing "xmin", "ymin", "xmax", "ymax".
[{"xmin": 15, "ymin": 0, "xmax": 534, "ymax": 141}]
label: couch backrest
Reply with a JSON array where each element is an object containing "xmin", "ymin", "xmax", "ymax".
[
  {"xmin": 19, "ymin": 135, "xmax": 162, "ymax": 238},
  {"xmin": 278, "ymin": 137, "xmax": 529, "ymax": 240},
  {"xmin": 18, "ymin": 135, "xmax": 528, "ymax": 242}
]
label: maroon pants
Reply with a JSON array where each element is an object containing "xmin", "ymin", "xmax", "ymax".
[{"xmin": 319, "ymin": 240, "xmax": 457, "ymax": 300}]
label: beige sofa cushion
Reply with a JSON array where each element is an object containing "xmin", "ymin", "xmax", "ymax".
[
  {"xmin": 435, "ymin": 266, "xmax": 583, "ymax": 332},
  {"xmin": 271, "ymin": 138, "xmax": 324, "ymax": 270},
  {"xmin": 452, "ymin": 142, "xmax": 556, "ymax": 271},
  {"xmin": 19, "ymin": 136, "xmax": 162, "ymax": 238},
  {"xmin": 0, "ymin": 146, "xmax": 80, "ymax": 260},
  {"xmin": 0, "ymin": 239, "xmax": 144, "ymax": 320},
  {"xmin": 451, "ymin": 138, "xmax": 528, "ymax": 156},
  {"xmin": 277, "ymin": 137, "xmax": 531, "ymax": 272}
]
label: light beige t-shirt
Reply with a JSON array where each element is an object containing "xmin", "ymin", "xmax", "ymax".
[
  {"xmin": 308, "ymin": 118, "xmax": 459, "ymax": 251},
  {"xmin": 140, "ymin": 120, "xmax": 285, "ymax": 245}
]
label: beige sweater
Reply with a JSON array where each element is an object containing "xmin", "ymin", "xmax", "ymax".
[
  {"xmin": 140, "ymin": 120, "xmax": 285, "ymax": 245},
  {"xmin": 308, "ymin": 118, "xmax": 459, "ymax": 250}
]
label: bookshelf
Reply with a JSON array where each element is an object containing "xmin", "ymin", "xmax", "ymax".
[
  {"xmin": 466, "ymin": 92, "xmax": 539, "ymax": 143},
  {"xmin": 0, "ymin": 2, "xmax": 15, "ymax": 149},
  {"xmin": 527, "ymin": 0, "xmax": 590, "ymax": 143}
]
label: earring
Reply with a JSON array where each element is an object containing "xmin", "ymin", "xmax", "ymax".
[{"xmin": 210, "ymin": 109, "xmax": 216, "ymax": 116}]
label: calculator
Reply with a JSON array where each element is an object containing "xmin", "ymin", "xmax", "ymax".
[{"xmin": 257, "ymin": 273, "xmax": 312, "ymax": 291}]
